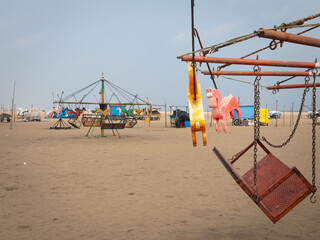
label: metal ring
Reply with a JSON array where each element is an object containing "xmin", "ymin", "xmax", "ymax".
[
  {"xmin": 281, "ymin": 27, "xmax": 287, "ymax": 33},
  {"xmin": 304, "ymin": 76, "xmax": 310, "ymax": 83},
  {"xmin": 253, "ymin": 65, "xmax": 260, "ymax": 72},
  {"xmin": 269, "ymin": 40, "xmax": 277, "ymax": 50},
  {"xmin": 312, "ymin": 67, "xmax": 318, "ymax": 75},
  {"xmin": 191, "ymin": 61, "xmax": 197, "ymax": 68}
]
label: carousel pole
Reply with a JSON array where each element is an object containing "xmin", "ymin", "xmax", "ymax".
[{"xmin": 101, "ymin": 72, "xmax": 105, "ymax": 137}]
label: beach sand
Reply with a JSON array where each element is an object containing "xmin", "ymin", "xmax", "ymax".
[{"xmin": 0, "ymin": 113, "xmax": 319, "ymax": 240}]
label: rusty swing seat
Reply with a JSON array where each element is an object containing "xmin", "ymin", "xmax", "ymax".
[{"xmin": 213, "ymin": 139, "xmax": 316, "ymax": 223}]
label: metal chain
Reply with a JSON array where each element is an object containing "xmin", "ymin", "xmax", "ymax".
[
  {"xmin": 262, "ymin": 76, "xmax": 310, "ymax": 148},
  {"xmin": 310, "ymin": 71, "xmax": 317, "ymax": 203},
  {"xmin": 253, "ymin": 63, "xmax": 261, "ymax": 198}
]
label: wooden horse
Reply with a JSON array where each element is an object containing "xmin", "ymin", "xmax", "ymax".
[
  {"xmin": 96, "ymin": 108, "xmax": 110, "ymax": 117},
  {"xmin": 135, "ymin": 108, "xmax": 144, "ymax": 115},
  {"xmin": 69, "ymin": 108, "xmax": 83, "ymax": 119},
  {"xmin": 122, "ymin": 108, "xmax": 134, "ymax": 117},
  {"xmin": 187, "ymin": 61, "xmax": 207, "ymax": 147},
  {"xmin": 48, "ymin": 106, "xmax": 63, "ymax": 118},
  {"xmin": 206, "ymin": 88, "xmax": 241, "ymax": 133}
]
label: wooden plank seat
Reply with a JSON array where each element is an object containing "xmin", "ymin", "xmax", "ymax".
[
  {"xmin": 213, "ymin": 139, "xmax": 315, "ymax": 223},
  {"xmin": 101, "ymin": 122, "xmax": 126, "ymax": 130}
]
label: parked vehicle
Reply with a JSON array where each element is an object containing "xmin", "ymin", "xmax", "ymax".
[
  {"xmin": 150, "ymin": 110, "xmax": 161, "ymax": 120},
  {"xmin": 170, "ymin": 109, "xmax": 190, "ymax": 128},
  {"xmin": 306, "ymin": 110, "xmax": 320, "ymax": 119},
  {"xmin": 269, "ymin": 111, "xmax": 282, "ymax": 119}
]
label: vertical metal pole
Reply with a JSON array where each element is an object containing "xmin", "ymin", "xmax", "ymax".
[
  {"xmin": 165, "ymin": 99, "xmax": 167, "ymax": 128},
  {"xmin": 149, "ymin": 106, "xmax": 151, "ymax": 127},
  {"xmin": 191, "ymin": 0, "xmax": 196, "ymax": 101},
  {"xmin": 10, "ymin": 81, "xmax": 16, "ymax": 130},
  {"xmin": 194, "ymin": 28, "xmax": 218, "ymax": 89},
  {"xmin": 101, "ymin": 74, "xmax": 105, "ymax": 137},
  {"xmin": 14, "ymin": 103, "xmax": 16, "ymax": 122},
  {"xmin": 52, "ymin": 92, "xmax": 55, "ymax": 108}
]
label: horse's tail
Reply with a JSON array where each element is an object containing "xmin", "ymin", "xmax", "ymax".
[{"xmin": 230, "ymin": 96, "xmax": 241, "ymax": 118}]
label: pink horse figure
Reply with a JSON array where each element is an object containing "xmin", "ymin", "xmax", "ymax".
[{"xmin": 206, "ymin": 88, "xmax": 241, "ymax": 133}]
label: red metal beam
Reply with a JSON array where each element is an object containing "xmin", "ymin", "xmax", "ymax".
[
  {"xmin": 181, "ymin": 55, "xmax": 320, "ymax": 68},
  {"xmin": 267, "ymin": 82, "xmax": 320, "ymax": 90},
  {"xmin": 203, "ymin": 70, "xmax": 320, "ymax": 76},
  {"xmin": 258, "ymin": 30, "xmax": 320, "ymax": 48}
]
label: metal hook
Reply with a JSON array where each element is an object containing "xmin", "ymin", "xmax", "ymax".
[{"xmin": 310, "ymin": 190, "xmax": 317, "ymax": 203}]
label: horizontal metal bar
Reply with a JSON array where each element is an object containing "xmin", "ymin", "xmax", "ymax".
[
  {"xmin": 267, "ymin": 82, "xmax": 320, "ymax": 90},
  {"xmin": 53, "ymin": 101, "xmax": 150, "ymax": 106},
  {"xmin": 181, "ymin": 55, "xmax": 320, "ymax": 68},
  {"xmin": 203, "ymin": 70, "xmax": 320, "ymax": 76},
  {"xmin": 258, "ymin": 30, "xmax": 320, "ymax": 48}
]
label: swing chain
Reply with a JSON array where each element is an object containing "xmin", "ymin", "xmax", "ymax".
[
  {"xmin": 253, "ymin": 63, "xmax": 261, "ymax": 197},
  {"xmin": 262, "ymin": 76, "xmax": 309, "ymax": 148},
  {"xmin": 310, "ymin": 71, "xmax": 317, "ymax": 203}
]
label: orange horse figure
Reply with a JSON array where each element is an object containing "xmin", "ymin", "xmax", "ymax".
[
  {"xmin": 206, "ymin": 88, "xmax": 241, "ymax": 133},
  {"xmin": 187, "ymin": 62, "xmax": 207, "ymax": 147}
]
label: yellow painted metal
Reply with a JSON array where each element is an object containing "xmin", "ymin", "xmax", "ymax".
[{"xmin": 187, "ymin": 62, "xmax": 207, "ymax": 147}]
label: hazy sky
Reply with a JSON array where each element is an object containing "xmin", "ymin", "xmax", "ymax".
[{"xmin": 1, "ymin": 0, "xmax": 319, "ymax": 111}]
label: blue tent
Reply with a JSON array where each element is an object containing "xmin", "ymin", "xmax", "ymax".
[{"xmin": 233, "ymin": 105, "xmax": 254, "ymax": 119}]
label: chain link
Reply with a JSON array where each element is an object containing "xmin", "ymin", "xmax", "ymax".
[
  {"xmin": 253, "ymin": 64, "xmax": 261, "ymax": 197},
  {"xmin": 262, "ymin": 76, "xmax": 310, "ymax": 148},
  {"xmin": 310, "ymin": 73, "xmax": 317, "ymax": 203}
]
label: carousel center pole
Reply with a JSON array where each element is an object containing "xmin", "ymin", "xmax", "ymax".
[{"xmin": 101, "ymin": 72, "xmax": 105, "ymax": 137}]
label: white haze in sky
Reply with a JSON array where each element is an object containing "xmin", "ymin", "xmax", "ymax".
[{"xmin": 0, "ymin": 0, "xmax": 319, "ymax": 111}]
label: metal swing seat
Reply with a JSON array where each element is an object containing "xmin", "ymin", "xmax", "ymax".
[
  {"xmin": 213, "ymin": 139, "xmax": 316, "ymax": 223},
  {"xmin": 68, "ymin": 117, "xmax": 81, "ymax": 129},
  {"xmin": 101, "ymin": 122, "xmax": 126, "ymax": 129},
  {"xmin": 101, "ymin": 115, "xmax": 126, "ymax": 130}
]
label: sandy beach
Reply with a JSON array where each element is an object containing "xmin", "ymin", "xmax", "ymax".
[{"xmin": 0, "ymin": 113, "xmax": 319, "ymax": 240}]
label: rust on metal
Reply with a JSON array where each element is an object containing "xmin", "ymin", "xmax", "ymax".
[
  {"xmin": 101, "ymin": 122, "xmax": 126, "ymax": 130},
  {"xmin": 258, "ymin": 30, "xmax": 320, "ymax": 48},
  {"xmin": 213, "ymin": 140, "xmax": 315, "ymax": 224},
  {"xmin": 267, "ymin": 82, "xmax": 320, "ymax": 90},
  {"xmin": 203, "ymin": 70, "xmax": 320, "ymax": 77},
  {"xmin": 181, "ymin": 55, "xmax": 320, "ymax": 68}
]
